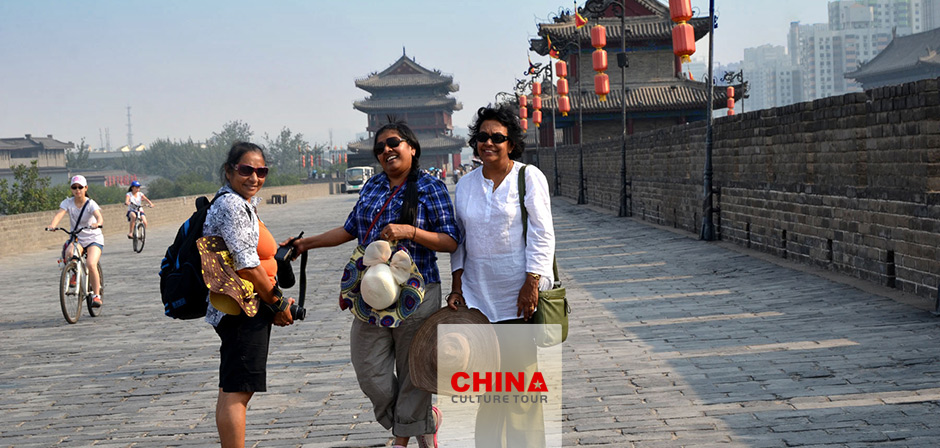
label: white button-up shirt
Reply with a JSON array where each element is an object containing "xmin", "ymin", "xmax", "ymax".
[{"xmin": 452, "ymin": 162, "xmax": 555, "ymax": 322}]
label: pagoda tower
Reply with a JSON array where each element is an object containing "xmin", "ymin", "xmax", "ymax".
[
  {"xmin": 529, "ymin": 0, "xmax": 742, "ymax": 145},
  {"xmin": 348, "ymin": 51, "xmax": 465, "ymax": 171}
]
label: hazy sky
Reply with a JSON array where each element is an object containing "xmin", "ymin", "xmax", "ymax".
[{"xmin": 0, "ymin": 0, "xmax": 828, "ymax": 149}]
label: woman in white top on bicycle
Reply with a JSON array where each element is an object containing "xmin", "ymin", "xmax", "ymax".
[
  {"xmin": 45, "ymin": 175, "xmax": 106, "ymax": 307},
  {"xmin": 125, "ymin": 180, "xmax": 154, "ymax": 238}
]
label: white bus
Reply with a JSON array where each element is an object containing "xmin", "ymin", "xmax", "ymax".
[{"xmin": 344, "ymin": 166, "xmax": 374, "ymax": 193}]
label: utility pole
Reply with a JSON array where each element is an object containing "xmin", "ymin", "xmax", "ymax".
[{"xmin": 126, "ymin": 105, "xmax": 134, "ymax": 149}]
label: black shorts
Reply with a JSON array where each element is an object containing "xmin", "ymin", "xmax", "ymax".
[{"xmin": 214, "ymin": 305, "xmax": 274, "ymax": 393}]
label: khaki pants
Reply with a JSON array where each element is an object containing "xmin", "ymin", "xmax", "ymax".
[{"xmin": 350, "ymin": 282, "xmax": 441, "ymax": 438}]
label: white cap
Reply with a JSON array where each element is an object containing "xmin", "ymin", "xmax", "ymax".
[{"xmin": 70, "ymin": 175, "xmax": 87, "ymax": 187}]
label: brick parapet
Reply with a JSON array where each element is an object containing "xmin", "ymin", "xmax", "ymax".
[{"xmin": 527, "ymin": 77, "xmax": 940, "ymax": 304}]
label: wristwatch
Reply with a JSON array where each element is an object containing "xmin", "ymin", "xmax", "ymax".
[
  {"xmin": 270, "ymin": 286, "xmax": 289, "ymax": 312},
  {"xmin": 273, "ymin": 297, "xmax": 290, "ymax": 313}
]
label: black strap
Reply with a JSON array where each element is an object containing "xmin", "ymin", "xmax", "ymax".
[
  {"xmin": 518, "ymin": 165, "xmax": 560, "ymax": 283},
  {"xmin": 72, "ymin": 199, "xmax": 90, "ymax": 233},
  {"xmin": 298, "ymin": 251, "xmax": 307, "ymax": 309}
]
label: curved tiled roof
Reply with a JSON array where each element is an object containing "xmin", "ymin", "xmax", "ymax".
[
  {"xmin": 531, "ymin": 15, "xmax": 711, "ymax": 55},
  {"xmin": 353, "ymin": 96, "xmax": 462, "ymax": 112},
  {"xmin": 541, "ymin": 81, "xmax": 742, "ymax": 112},
  {"xmin": 356, "ymin": 55, "xmax": 457, "ymax": 92},
  {"xmin": 845, "ymin": 27, "xmax": 940, "ymax": 80}
]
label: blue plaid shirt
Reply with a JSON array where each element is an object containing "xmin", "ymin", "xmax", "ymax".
[{"xmin": 343, "ymin": 171, "xmax": 459, "ymax": 284}]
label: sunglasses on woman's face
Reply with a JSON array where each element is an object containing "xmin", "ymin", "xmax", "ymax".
[
  {"xmin": 232, "ymin": 164, "xmax": 269, "ymax": 178},
  {"xmin": 474, "ymin": 132, "xmax": 509, "ymax": 144},
  {"xmin": 373, "ymin": 137, "xmax": 408, "ymax": 155},
  {"xmin": 71, "ymin": 185, "xmax": 84, "ymax": 190}
]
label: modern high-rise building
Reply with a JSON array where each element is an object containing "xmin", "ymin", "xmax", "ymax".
[
  {"xmin": 911, "ymin": 0, "xmax": 940, "ymax": 32},
  {"xmin": 788, "ymin": 0, "xmax": 914, "ymax": 101},
  {"xmin": 742, "ymin": 45, "xmax": 804, "ymax": 110}
]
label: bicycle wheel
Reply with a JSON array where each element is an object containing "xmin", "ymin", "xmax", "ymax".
[
  {"xmin": 87, "ymin": 262, "xmax": 103, "ymax": 317},
  {"xmin": 59, "ymin": 260, "xmax": 82, "ymax": 324},
  {"xmin": 133, "ymin": 222, "xmax": 146, "ymax": 253}
]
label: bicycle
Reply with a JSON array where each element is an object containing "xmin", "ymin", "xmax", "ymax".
[
  {"xmin": 49, "ymin": 226, "xmax": 105, "ymax": 324},
  {"xmin": 130, "ymin": 203, "xmax": 148, "ymax": 253}
]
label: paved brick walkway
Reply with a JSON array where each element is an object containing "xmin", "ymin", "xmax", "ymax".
[{"xmin": 1, "ymin": 190, "xmax": 939, "ymax": 447}]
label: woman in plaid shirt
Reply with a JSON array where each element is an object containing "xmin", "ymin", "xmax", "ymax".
[{"xmin": 291, "ymin": 121, "xmax": 457, "ymax": 448}]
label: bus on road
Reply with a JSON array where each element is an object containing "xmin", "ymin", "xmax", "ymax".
[{"xmin": 344, "ymin": 166, "xmax": 374, "ymax": 194}]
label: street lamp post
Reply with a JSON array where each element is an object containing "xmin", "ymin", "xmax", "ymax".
[
  {"xmin": 522, "ymin": 63, "xmax": 553, "ymax": 170},
  {"xmin": 548, "ymin": 34, "xmax": 585, "ymax": 204},
  {"xmin": 582, "ymin": 0, "xmax": 630, "ymax": 216},
  {"xmin": 701, "ymin": 0, "xmax": 717, "ymax": 241}
]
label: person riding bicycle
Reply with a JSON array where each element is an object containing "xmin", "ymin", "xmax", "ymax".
[
  {"xmin": 45, "ymin": 175, "xmax": 105, "ymax": 308},
  {"xmin": 125, "ymin": 180, "xmax": 154, "ymax": 239}
]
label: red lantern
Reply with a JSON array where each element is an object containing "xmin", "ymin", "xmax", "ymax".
[
  {"xmin": 594, "ymin": 73, "xmax": 610, "ymax": 101},
  {"xmin": 519, "ymin": 95, "xmax": 527, "ymax": 108},
  {"xmin": 728, "ymin": 109, "xmax": 735, "ymax": 116},
  {"xmin": 533, "ymin": 96, "xmax": 542, "ymax": 109},
  {"xmin": 672, "ymin": 23, "xmax": 695, "ymax": 63},
  {"xmin": 558, "ymin": 96, "xmax": 571, "ymax": 116},
  {"xmin": 593, "ymin": 49, "xmax": 608, "ymax": 72},
  {"xmin": 727, "ymin": 98, "xmax": 734, "ymax": 109},
  {"xmin": 533, "ymin": 110, "xmax": 542, "ymax": 125},
  {"xmin": 669, "ymin": 0, "xmax": 693, "ymax": 23},
  {"xmin": 727, "ymin": 86, "xmax": 735, "ymax": 98},
  {"xmin": 555, "ymin": 60, "xmax": 567, "ymax": 78},
  {"xmin": 591, "ymin": 25, "xmax": 607, "ymax": 49},
  {"xmin": 521, "ymin": 118, "xmax": 529, "ymax": 131},
  {"xmin": 556, "ymin": 78, "xmax": 569, "ymax": 96},
  {"xmin": 520, "ymin": 106, "xmax": 528, "ymax": 119},
  {"xmin": 532, "ymin": 82, "xmax": 541, "ymax": 95}
]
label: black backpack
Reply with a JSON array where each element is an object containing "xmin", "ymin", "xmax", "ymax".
[{"xmin": 159, "ymin": 192, "xmax": 227, "ymax": 319}]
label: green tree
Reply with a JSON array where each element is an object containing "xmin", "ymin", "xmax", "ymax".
[
  {"xmin": 0, "ymin": 161, "xmax": 56, "ymax": 214},
  {"xmin": 66, "ymin": 138, "xmax": 90, "ymax": 169},
  {"xmin": 264, "ymin": 127, "xmax": 312, "ymax": 178}
]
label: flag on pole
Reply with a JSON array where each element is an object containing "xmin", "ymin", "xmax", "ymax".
[
  {"xmin": 575, "ymin": 2, "xmax": 588, "ymax": 28},
  {"xmin": 547, "ymin": 34, "xmax": 559, "ymax": 59}
]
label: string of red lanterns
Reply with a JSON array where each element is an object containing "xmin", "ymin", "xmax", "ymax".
[
  {"xmin": 591, "ymin": 24, "xmax": 609, "ymax": 101},
  {"xmin": 532, "ymin": 81, "xmax": 543, "ymax": 128},
  {"xmin": 726, "ymin": 86, "xmax": 735, "ymax": 116},
  {"xmin": 670, "ymin": 0, "xmax": 695, "ymax": 69},
  {"xmin": 556, "ymin": 60, "xmax": 571, "ymax": 117},
  {"xmin": 519, "ymin": 93, "xmax": 529, "ymax": 132}
]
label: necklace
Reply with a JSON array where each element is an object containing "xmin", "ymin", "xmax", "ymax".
[{"xmin": 486, "ymin": 160, "xmax": 514, "ymax": 190}]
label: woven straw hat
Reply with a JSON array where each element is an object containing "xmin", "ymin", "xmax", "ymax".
[{"xmin": 409, "ymin": 305, "xmax": 499, "ymax": 395}]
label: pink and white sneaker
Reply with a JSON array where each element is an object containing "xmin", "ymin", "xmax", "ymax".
[{"xmin": 416, "ymin": 406, "xmax": 442, "ymax": 448}]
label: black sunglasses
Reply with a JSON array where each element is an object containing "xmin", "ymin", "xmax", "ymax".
[
  {"xmin": 373, "ymin": 137, "xmax": 408, "ymax": 155},
  {"xmin": 232, "ymin": 164, "xmax": 269, "ymax": 178},
  {"xmin": 474, "ymin": 132, "xmax": 509, "ymax": 144},
  {"xmin": 71, "ymin": 185, "xmax": 85, "ymax": 190}
]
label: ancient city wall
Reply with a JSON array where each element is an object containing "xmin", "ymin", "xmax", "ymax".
[
  {"xmin": 531, "ymin": 78, "xmax": 940, "ymax": 304},
  {"xmin": 0, "ymin": 182, "xmax": 339, "ymax": 259}
]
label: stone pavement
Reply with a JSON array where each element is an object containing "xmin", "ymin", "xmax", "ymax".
[{"xmin": 1, "ymin": 190, "xmax": 939, "ymax": 447}]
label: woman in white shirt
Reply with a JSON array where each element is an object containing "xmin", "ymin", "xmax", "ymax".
[
  {"xmin": 46, "ymin": 175, "xmax": 105, "ymax": 307},
  {"xmin": 447, "ymin": 105, "xmax": 554, "ymax": 447},
  {"xmin": 124, "ymin": 181, "xmax": 154, "ymax": 239}
]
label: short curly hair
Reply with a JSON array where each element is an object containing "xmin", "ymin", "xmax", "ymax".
[{"xmin": 468, "ymin": 105, "xmax": 526, "ymax": 161}]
